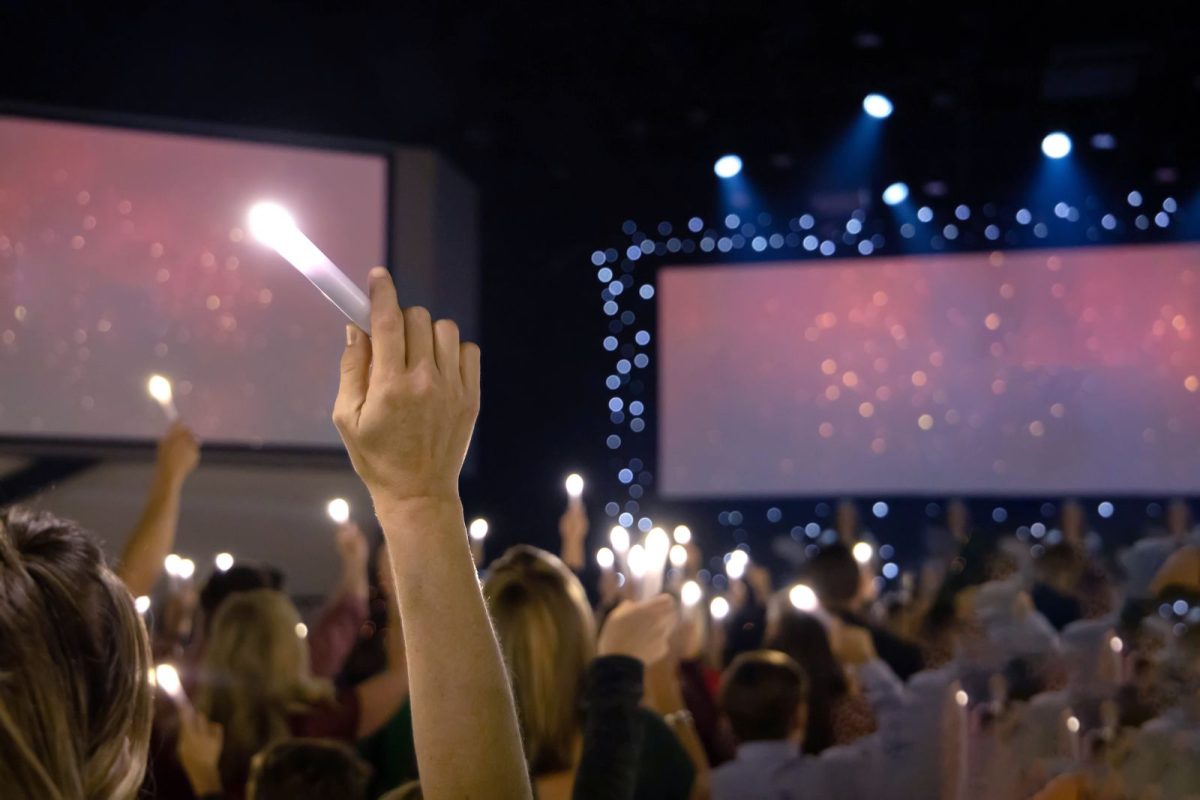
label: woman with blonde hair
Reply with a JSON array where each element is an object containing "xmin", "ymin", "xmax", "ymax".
[
  {"xmin": 0, "ymin": 506, "xmax": 154, "ymax": 799},
  {"xmin": 157, "ymin": 587, "xmax": 407, "ymax": 798},
  {"xmin": 484, "ymin": 545, "xmax": 698, "ymax": 799}
]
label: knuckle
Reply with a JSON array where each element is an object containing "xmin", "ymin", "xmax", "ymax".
[
  {"xmin": 435, "ymin": 318, "xmax": 460, "ymax": 337},
  {"xmin": 405, "ymin": 305, "xmax": 431, "ymax": 322}
]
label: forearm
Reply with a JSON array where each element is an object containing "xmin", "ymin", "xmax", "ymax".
[
  {"xmin": 380, "ymin": 496, "xmax": 531, "ymax": 799},
  {"xmin": 117, "ymin": 468, "xmax": 185, "ymax": 597},
  {"xmin": 355, "ymin": 667, "xmax": 409, "ymax": 739}
]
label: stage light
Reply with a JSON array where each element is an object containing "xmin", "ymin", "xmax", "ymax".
[
  {"xmin": 872, "ymin": 501, "xmax": 889, "ymax": 519},
  {"xmin": 862, "ymin": 93, "xmax": 893, "ymax": 119},
  {"xmin": 1041, "ymin": 132, "xmax": 1072, "ymax": 159},
  {"xmin": 1098, "ymin": 501, "xmax": 1114, "ymax": 519},
  {"xmin": 882, "ymin": 182, "xmax": 909, "ymax": 206},
  {"xmin": 713, "ymin": 155, "xmax": 743, "ymax": 179},
  {"xmin": 882, "ymin": 562, "xmax": 899, "ymax": 579}
]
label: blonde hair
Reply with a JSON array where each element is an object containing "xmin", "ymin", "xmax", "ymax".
[
  {"xmin": 483, "ymin": 545, "xmax": 596, "ymax": 775},
  {"xmin": 195, "ymin": 589, "xmax": 332, "ymax": 787},
  {"xmin": 0, "ymin": 506, "xmax": 153, "ymax": 799}
]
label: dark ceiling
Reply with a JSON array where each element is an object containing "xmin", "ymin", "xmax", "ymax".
[{"xmin": 3, "ymin": 2, "xmax": 1198, "ymax": 551}]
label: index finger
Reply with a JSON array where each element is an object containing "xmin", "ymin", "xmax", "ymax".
[{"xmin": 368, "ymin": 267, "xmax": 405, "ymax": 369}]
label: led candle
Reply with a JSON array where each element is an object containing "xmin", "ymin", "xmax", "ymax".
[
  {"xmin": 609, "ymin": 525, "xmax": 630, "ymax": 576},
  {"xmin": 710, "ymin": 596, "xmax": 730, "ymax": 620},
  {"xmin": 564, "ymin": 473, "xmax": 585, "ymax": 505},
  {"xmin": 673, "ymin": 525, "xmax": 692, "ymax": 545},
  {"xmin": 248, "ymin": 202, "xmax": 371, "ymax": 332},
  {"xmin": 469, "ymin": 517, "xmax": 489, "ymax": 565},
  {"xmin": 955, "ymin": 688, "xmax": 969, "ymax": 800},
  {"xmin": 214, "ymin": 552, "xmax": 234, "ymax": 572},
  {"xmin": 147, "ymin": 374, "xmax": 178, "ymax": 422},
  {"xmin": 155, "ymin": 663, "xmax": 189, "ymax": 708},
  {"xmin": 789, "ymin": 584, "xmax": 819, "ymax": 612},
  {"xmin": 327, "ymin": 498, "xmax": 351, "ymax": 524},
  {"xmin": 596, "ymin": 546, "xmax": 615, "ymax": 571},
  {"xmin": 681, "ymin": 580, "xmax": 702, "ymax": 608},
  {"xmin": 643, "ymin": 528, "xmax": 671, "ymax": 598},
  {"xmin": 135, "ymin": 595, "xmax": 152, "ymax": 615}
]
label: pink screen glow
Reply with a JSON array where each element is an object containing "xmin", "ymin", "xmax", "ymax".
[
  {"xmin": 658, "ymin": 244, "xmax": 1200, "ymax": 497},
  {"xmin": 0, "ymin": 116, "xmax": 387, "ymax": 447}
]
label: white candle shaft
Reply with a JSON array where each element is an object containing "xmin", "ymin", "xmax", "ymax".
[
  {"xmin": 274, "ymin": 227, "xmax": 372, "ymax": 332},
  {"xmin": 159, "ymin": 398, "xmax": 179, "ymax": 422}
]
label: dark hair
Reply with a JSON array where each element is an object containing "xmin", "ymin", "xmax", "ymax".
[
  {"xmin": 765, "ymin": 609, "xmax": 846, "ymax": 754},
  {"xmin": 199, "ymin": 562, "xmax": 285, "ymax": 632},
  {"xmin": 807, "ymin": 544, "xmax": 860, "ymax": 607},
  {"xmin": 0, "ymin": 506, "xmax": 153, "ymax": 798},
  {"xmin": 1034, "ymin": 543, "xmax": 1082, "ymax": 582},
  {"xmin": 248, "ymin": 738, "xmax": 372, "ymax": 800},
  {"xmin": 718, "ymin": 650, "xmax": 808, "ymax": 743}
]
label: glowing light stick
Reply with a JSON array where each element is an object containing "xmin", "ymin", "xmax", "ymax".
[
  {"xmin": 643, "ymin": 528, "xmax": 671, "ymax": 598},
  {"xmin": 565, "ymin": 473, "xmax": 585, "ymax": 502},
  {"xmin": 710, "ymin": 596, "xmax": 730, "ymax": 620},
  {"xmin": 215, "ymin": 552, "xmax": 234, "ymax": 572},
  {"xmin": 789, "ymin": 584, "xmax": 819, "ymax": 612},
  {"xmin": 327, "ymin": 498, "xmax": 351, "ymax": 524},
  {"xmin": 596, "ymin": 547, "xmax": 615, "ymax": 570},
  {"xmin": 147, "ymin": 374, "xmax": 178, "ymax": 421},
  {"xmin": 154, "ymin": 663, "xmax": 190, "ymax": 708},
  {"xmin": 248, "ymin": 202, "xmax": 371, "ymax": 332},
  {"xmin": 468, "ymin": 518, "xmax": 489, "ymax": 565}
]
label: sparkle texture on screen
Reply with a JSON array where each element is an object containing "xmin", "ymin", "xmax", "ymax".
[
  {"xmin": 0, "ymin": 116, "xmax": 386, "ymax": 446},
  {"xmin": 659, "ymin": 244, "xmax": 1200, "ymax": 496}
]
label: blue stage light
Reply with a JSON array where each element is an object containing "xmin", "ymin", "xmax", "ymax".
[
  {"xmin": 882, "ymin": 182, "xmax": 909, "ymax": 206},
  {"xmin": 713, "ymin": 154, "xmax": 743, "ymax": 179},
  {"xmin": 862, "ymin": 93, "xmax": 893, "ymax": 119},
  {"xmin": 1041, "ymin": 132, "xmax": 1072, "ymax": 159}
]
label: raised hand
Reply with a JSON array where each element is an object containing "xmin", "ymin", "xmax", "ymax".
[
  {"xmin": 597, "ymin": 595, "xmax": 677, "ymax": 666},
  {"xmin": 156, "ymin": 421, "xmax": 200, "ymax": 484},
  {"xmin": 333, "ymin": 268, "xmax": 479, "ymax": 510},
  {"xmin": 176, "ymin": 709, "xmax": 224, "ymax": 797}
]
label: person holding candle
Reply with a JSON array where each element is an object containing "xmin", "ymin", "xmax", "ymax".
[
  {"xmin": 117, "ymin": 420, "xmax": 200, "ymax": 599},
  {"xmin": 331, "ymin": 268, "xmax": 530, "ymax": 799}
]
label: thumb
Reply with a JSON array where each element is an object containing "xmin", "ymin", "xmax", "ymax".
[{"xmin": 333, "ymin": 325, "xmax": 371, "ymax": 434}]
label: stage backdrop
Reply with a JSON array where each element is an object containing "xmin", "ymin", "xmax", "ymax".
[
  {"xmin": 659, "ymin": 243, "xmax": 1200, "ymax": 497},
  {"xmin": 0, "ymin": 115, "xmax": 387, "ymax": 448}
]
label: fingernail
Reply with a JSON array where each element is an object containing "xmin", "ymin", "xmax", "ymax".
[
  {"xmin": 346, "ymin": 325, "xmax": 357, "ymax": 346},
  {"xmin": 369, "ymin": 267, "xmax": 389, "ymax": 281}
]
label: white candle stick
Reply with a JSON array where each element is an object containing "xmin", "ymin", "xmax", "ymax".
[
  {"xmin": 469, "ymin": 518, "xmax": 489, "ymax": 565},
  {"xmin": 1066, "ymin": 714, "xmax": 1082, "ymax": 762},
  {"xmin": 327, "ymin": 498, "xmax": 351, "ymax": 524},
  {"xmin": 643, "ymin": 528, "xmax": 670, "ymax": 598},
  {"xmin": 147, "ymin": 374, "xmax": 178, "ymax": 422},
  {"xmin": 955, "ymin": 688, "xmax": 970, "ymax": 800},
  {"xmin": 248, "ymin": 202, "xmax": 371, "ymax": 332},
  {"xmin": 565, "ymin": 473, "xmax": 585, "ymax": 505},
  {"xmin": 1110, "ymin": 635, "xmax": 1124, "ymax": 685}
]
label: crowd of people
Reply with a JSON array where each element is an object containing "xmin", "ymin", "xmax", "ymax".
[{"xmin": 3, "ymin": 268, "xmax": 1200, "ymax": 799}]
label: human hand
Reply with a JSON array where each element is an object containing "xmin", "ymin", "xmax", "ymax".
[
  {"xmin": 176, "ymin": 709, "xmax": 224, "ymax": 796},
  {"xmin": 559, "ymin": 501, "xmax": 589, "ymax": 549},
  {"xmin": 333, "ymin": 268, "xmax": 480, "ymax": 510},
  {"xmin": 156, "ymin": 422, "xmax": 199, "ymax": 484},
  {"xmin": 337, "ymin": 521, "xmax": 369, "ymax": 571},
  {"xmin": 597, "ymin": 595, "xmax": 677, "ymax": 666},
  {"xmin": 836, "ymin": 625, "xmax": 878, "ymax": 666}
]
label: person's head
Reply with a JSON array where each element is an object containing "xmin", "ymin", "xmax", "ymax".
[
  {"xmin": 196, "ymin": 589, "xmax": 330, "ymax": 786},
  {"xmin": 199, "ymin": 562, "xmax": 285, "ymax": 635},
  {"xmin": 807, "ymin": 543, "xmax": 862, "ymax": 610},
  {"xmin": 1034, "ymin": 543, "xmax": 1083, "ymax": 591},
  {"xmin": 0, "ymin": 506, "xmax": 153, "ymax": 798},
  {"xmin": 484, "ymin": 545, "xmax": 596, "ymax": 775},
  {"xmin": 719, "ymin": 650, "xmax": 808, "ymax": 745},
  {"xmin": 247, "ymin": 738, "xmax": 371, "ymax": 800},
  {"xmin": 1168, "ymin": 499, "xmax": 1194, "ymax": 537},
  {"xmin": 764, "ymin": 606, "xmax": 846, "ymax": 753}
]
